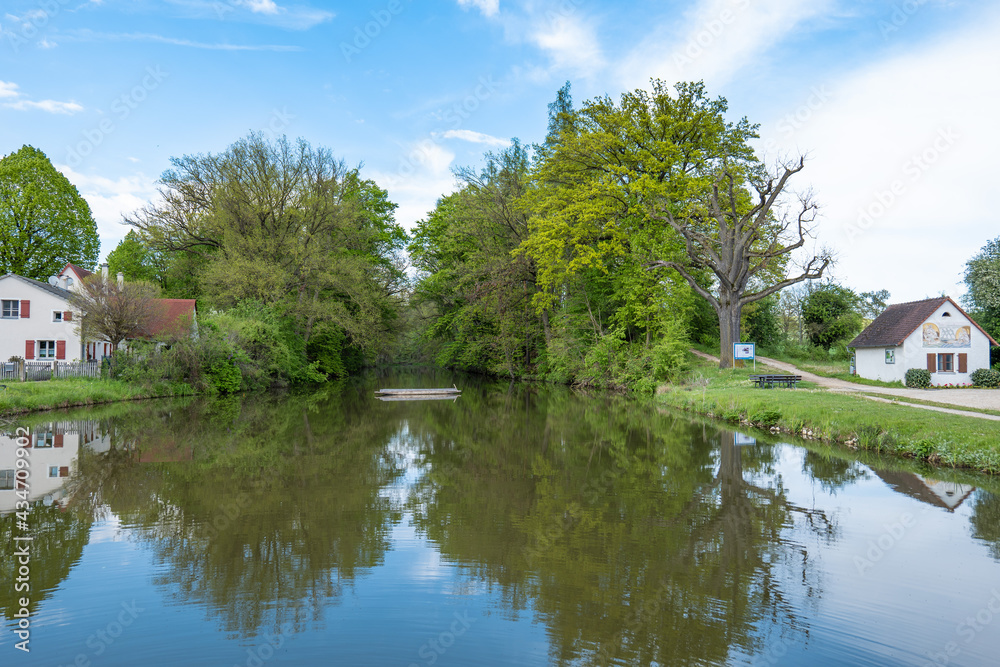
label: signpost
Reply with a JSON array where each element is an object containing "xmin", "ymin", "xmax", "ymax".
[{"xmin": 734, "ymin": 342, "xmax": 755, "ymax": 371}]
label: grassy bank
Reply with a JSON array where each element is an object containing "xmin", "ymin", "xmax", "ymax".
[
  {"xmin": 658, "ymin": 356, "xmax": 1000, "ymax": 474},
  {"xmin": 0, "ymin": 378, "xmax": 196, "ymax": 419}
]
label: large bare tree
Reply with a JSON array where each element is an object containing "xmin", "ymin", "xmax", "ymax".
[
  {"xmin": 69, "ymin": 272, "xmax": 160, "ymax": 357},
  {"xmin": 649, "ymin": 158, "xmax": 831, "ymax": 368}
]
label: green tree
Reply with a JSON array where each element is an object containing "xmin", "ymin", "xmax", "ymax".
[
  {"xmin": 410, "ymin": 141, "xmax": 545, "ymax": 377},
  {"xmin": 0, "ymin": 145, "xmax": 99, "ymax": 279},
  {"xmin": 126, "ymin": 133, "xmax": 407, "ymax": 364},
  {"xmin": 107, "ymin": 230, "xmax": 165, "ymax": 283},
  {"xmin": 801, "ymin": 283, "xmax": 863, "ymax": 349}
]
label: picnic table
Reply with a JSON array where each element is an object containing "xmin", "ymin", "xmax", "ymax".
[{"xmin": 749, "ymin": 374, "xmax": 802, "ymax": 389}]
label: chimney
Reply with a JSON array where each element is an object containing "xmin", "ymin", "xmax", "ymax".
[
  {"xmin": 100, "ymin": 263, "xmax": 109, "ymax": 278},
  {"xmin": 117, "ymin": 272, "xmax": 124, "ymax": 286},
  {"xmin": 59, "ymin": 275, "xmax": 69, "ymax": 290}
]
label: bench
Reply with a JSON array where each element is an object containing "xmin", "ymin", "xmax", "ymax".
[{"xmin": 749, "ymin": 374, "xmax": 802, "ymax": 389}]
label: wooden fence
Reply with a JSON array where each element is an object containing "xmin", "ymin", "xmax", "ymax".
[{"xmin": 1, "ymin": 360, "xmax": 103, "ymax": 382}]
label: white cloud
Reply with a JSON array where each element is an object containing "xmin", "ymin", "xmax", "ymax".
[
  {"xmin": 440, "ymin": 129, "xmax": 508, "ymax": 146},
  {"xmin": 617, "ymin": 0, "xmax": 835, "ymax": 90},
  {"xmin": 55, "ymin": 166, "xmax": 159, "ymax": 260},
  {"xmin": 457, "ymin": 0, "xmax": 499, "ymax": 18},
  {"xmin": 531, "ymin": 13, "xmax": 604, "ymax": 76},
  {"xmin": 0, "ymin": 81, "xmax": 83, "ymax": 114},
  {"xmin": 4, "ymin": 99, "xmax": 84, "ymax": 114},
  {"xmin": 67, "ymin": 30, "xmax": 302, "ymax": 51},
  {"xmin": 0, "ymin": 81, "xmax": 20, "ymax": 98},
  {"xmin": 368, "ymin": 140, "xmax": 459, "ymax": 232},
  {"xmin": 38, "ymin": 38, "xmax": 57, "ymax": 48},
  {"xmin": 758, "ymin": 10, "xmax": 1000, "ymax": 302},
  {"xmin": 235, "ymin": 0, "xmax": 280, "ymax": 14}
]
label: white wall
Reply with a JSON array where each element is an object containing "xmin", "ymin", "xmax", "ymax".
[
  {"xmin": 856, "ymin": 346, "xmax": 904, "ymax": 383},
  {"xmin": 0, "ymin": 276, "xmax": 83, "ymax": 362}
]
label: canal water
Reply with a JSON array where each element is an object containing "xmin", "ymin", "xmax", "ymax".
[{"xmin": 2, "ymin": 370, "xmax": 1000, "ymax": 666}]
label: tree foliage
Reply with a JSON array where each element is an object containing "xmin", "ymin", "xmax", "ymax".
[
  {"xmin": 0, "ymin": 145, "xmax": 99, "ymax": 280},
  {"xmin": 126, "ymin": 133, "xmax": 407, "ymax": 367},
  {"xmin": 801, "ymin": 283, "xmax": 863, "ymax": 349}
]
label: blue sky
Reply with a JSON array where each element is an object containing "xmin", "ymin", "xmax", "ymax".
[{"xmin": 1, "ymin": 0, "xmax": 997, "ymax": 303}]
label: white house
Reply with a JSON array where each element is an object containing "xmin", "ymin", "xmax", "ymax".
[
  {"xmin": 848, "ymin": 296, "xmax": 998, "ymax": 386},
  {"xmin": 0, "ymin": 265, "xmax": 88, "ymax": 363}
]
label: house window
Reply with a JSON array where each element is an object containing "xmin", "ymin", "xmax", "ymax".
[
  {"xmin": 885, "ymin": 349, "xmax": 895, "ymax": 364},
  {"xmin": 0, "ymin": 469, "xmax": 14, "ymax": 490},
  {"xmin": 1, "ymin": 300, "xmax": 18, "ymax": 318},
  {"xmin": 34, "ymin": 432, "xmax": 54, "ymax": 448},
  {"xmin": 937, "ymin": 353, "xmax": 954, "ymax": 372},
  {"xmin": 49, "ymin": 466, "xmax": 60, "ymax": 478},
  {"xmin": 38, "ymin": 340, "xmax": 56, "ymax": 359},
  {"xmin": 53, "ymin": 311, "xmax": 63, "ymax": 322}
]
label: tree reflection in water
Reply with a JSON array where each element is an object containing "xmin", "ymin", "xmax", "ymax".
[{"xmin": 407, "ymin": 384, "xmax": 836, "ymax": 666}]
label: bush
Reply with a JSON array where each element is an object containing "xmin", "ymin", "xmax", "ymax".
[
  {"xmin": 905, "ymin": 368, "xmax": 931, "ymax": 388},
  {"xmin": 970, "ymin": 367, "xmax": 1000, "ymax": 388}
]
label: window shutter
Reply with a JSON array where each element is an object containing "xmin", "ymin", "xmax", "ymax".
[
  {"xmin": 958, "ymin": 353, "xmax": 968, "ymax": 373},
  {"xmin": 20, "ymin": 300, "xmax": 30, "ymax": 318},
  {"xmin": 59, "ymin": 466, "xmax": 69, "ymax": 477},
  {"xmin": 926, "ymin": 353, "xmax": 935, "ymax": 372},
  {"xmin": 56, "ymin": 340, "xmax": 66, "ymax": 360},
  {"xmin": 64, "ymin": 310, "xmax": 72, "ymax": 321},
  {"xmin": 25, "ymin": 340, "xmax": 35, "ymax": 360},
  {"xmin": 55, "ymin": 434, "xmax": 64, "ymax": 448}
]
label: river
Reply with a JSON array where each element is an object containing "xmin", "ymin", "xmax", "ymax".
[{"xmin": 2, "ymin": 369, "xmax": 1000, "ymax": 666}]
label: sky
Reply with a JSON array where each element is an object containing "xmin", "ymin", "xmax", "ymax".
[{"xmin": 1, "ymin": 0, "xmax": 997, "ymax": 304}]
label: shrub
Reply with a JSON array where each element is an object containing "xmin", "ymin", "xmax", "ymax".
[
  {"xmin": 970, "ymin": 367, "xmax": 1000, "ymax": 388},
  {"xmin": 905, "ymin": 368, "xmax": 931, "ymax": 388}
]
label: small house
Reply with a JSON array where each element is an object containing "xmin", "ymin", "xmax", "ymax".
[{"xmin": 848, "ymin": 296, "xmax": 998, "ymax": 385}]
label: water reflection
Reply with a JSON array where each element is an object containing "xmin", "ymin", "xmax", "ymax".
[{"xmin": 1, "ymin": 373, "xmax": 1000, "ymax": 666}]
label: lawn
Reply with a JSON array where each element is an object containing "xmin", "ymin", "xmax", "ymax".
[{"xmin": 659, "ymin": 355, "xmax": 1000, "ymax": 474}]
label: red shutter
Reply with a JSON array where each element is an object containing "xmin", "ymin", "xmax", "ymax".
[
  {"xmin": 64, "ymin": 311, "xmax": 72, "ymax": 321},
  {"xmin": 25, "ymin": 340, "xmax": 35, "ymax": 360},
  {"xmin": 926, "ymin": 353, "xmax": 935, "ymax": 372},
  {"xmin": 56, "ymin": 340, "xmax": 66, "ymax": 360},
  {"xmin": 55, "ymin": 434, "xmax": 64, "ymax": 447},
  {"xmin": 20, "ymin": 300, "xmax": 29, "ymax": 318},
  {"xmin": 958, "ymin": 353, "xmax": 968, "ymax": 373},
  {"xmin": 59, "ymin": 467, "xmax": 69, "ymax": 478}
]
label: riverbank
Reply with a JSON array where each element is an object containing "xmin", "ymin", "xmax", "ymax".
[
  {"xmin": 0, "ymin": 378, "xmax": 196, "ymax": 419},
  {"xmin": 658, "ymin": 355, "xmax": 1000, "ymax": 474}
]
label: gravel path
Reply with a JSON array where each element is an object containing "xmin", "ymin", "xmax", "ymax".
[{"xmin": 690, "ymin": 349, "xmax": 1000, "ymax": 422}]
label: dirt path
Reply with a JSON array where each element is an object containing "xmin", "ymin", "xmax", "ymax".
[{"xmin": 689, "ymin": 349, "xmax": 1000, "ymax": 422}]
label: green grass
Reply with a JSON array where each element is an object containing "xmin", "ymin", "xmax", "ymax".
[
  {"xmin": 659, "ymin": 355, "xmax": 1000, "ymax": 474},
  {"xmin": 0, "ymin": 378, "xmax": 195, "ymax": 419}
]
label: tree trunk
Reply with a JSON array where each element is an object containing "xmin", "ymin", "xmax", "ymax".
[{"xmin": 717, "ymin": 289, "xmax": 742, "ymax": 369}]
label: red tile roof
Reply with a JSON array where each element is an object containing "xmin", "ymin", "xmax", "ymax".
[
  {"xmin": 848, "ymin": 296, "xmax": 998, "ymax": 348},
  {"xmin": 143, "ymin": 299, "xmax": 197, "ymax": 340}
]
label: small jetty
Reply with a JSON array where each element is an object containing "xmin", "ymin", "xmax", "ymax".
[{"xmin": 374, "ymin": 386, "xmax": 461, "ymax": 401}]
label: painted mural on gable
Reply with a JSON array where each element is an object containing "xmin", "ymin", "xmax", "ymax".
[{"xmin": 922, "ymin": 323, "xmax": 971, "ymax": 348}]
